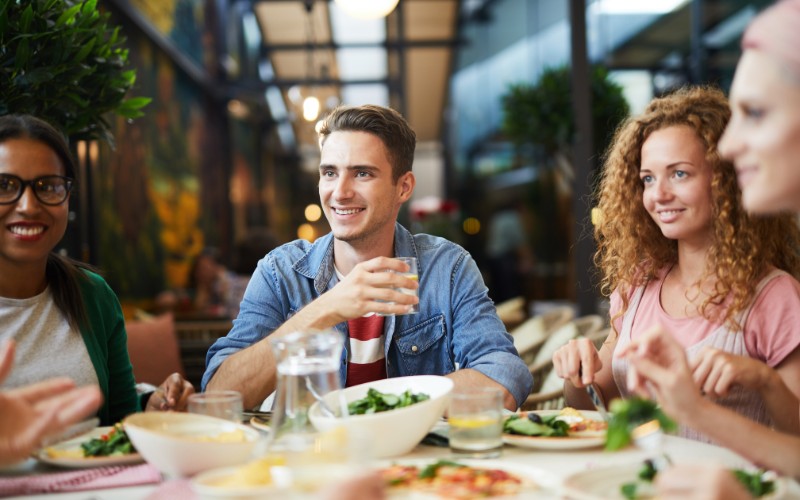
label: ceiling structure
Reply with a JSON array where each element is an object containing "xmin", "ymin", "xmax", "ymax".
[{"xmin": 245, "ymin": 0, "xmax": 461, "ymax": 158}]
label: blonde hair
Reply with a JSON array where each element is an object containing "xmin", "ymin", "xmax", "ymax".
[{"xmin": 595, "ymin": 86, "xmax": 800, "ymax": 332}]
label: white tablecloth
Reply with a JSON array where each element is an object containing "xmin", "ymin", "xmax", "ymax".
[{"xmin": 5, "ymin": 432, "xmax": 797, "ymax": 499}]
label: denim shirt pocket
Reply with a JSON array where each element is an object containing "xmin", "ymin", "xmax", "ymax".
[{"xmin": 393, "ymin": 314, "xmax": 454, "ymax": 374}]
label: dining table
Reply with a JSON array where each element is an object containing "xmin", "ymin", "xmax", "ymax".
[{"xmin": 3, "ymin": 421, "xmax": 799, "ymax": 500}]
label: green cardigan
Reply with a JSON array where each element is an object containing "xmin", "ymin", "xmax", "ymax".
[{"xmin": 77, "ymin": 271, "xmax": 141, "ymax": 424}]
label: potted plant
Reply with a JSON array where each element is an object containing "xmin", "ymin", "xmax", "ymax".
[
  {"xmin": 0, "ymin": 0, "xmax": 150, "ymax": 145},
  {"xmin": 500, "ymin": 65, "xmax": 629, "ymax": 296}
]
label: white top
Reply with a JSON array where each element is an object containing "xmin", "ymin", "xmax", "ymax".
[{"xmin": 0, "ymin": 288, "xmax": 98, "ymax": 390}]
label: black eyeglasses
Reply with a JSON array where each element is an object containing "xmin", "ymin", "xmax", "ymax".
[{"xmin": 0, "ymin": 174, "xmax": 74, "ymax": 206}]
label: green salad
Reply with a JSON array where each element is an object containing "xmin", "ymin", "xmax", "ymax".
[
  {"xmin": 503, "ymin": 412, "xmax": 569, "ymax": 437},
  {"xmin": 80, "ymin": 423, "xmax": 136, "ymax": 457},
  {"xmin": 621, "ymin": 460, "xmax": 776, "ymax": 499},
  {"xmin": 347, "ymin": 388, "xmax": 430, "ymax": 415}
]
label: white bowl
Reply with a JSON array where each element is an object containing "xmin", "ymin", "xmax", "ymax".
[
  {"xmin": 308, "ymin": 375, "xmax": 453, "ymax": 458},
  {"xmin": 123, "ymin": 412, "xmax": 263, "ymax": 477}
]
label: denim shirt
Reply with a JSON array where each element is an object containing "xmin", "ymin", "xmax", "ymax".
[{"xmin": 202, "ymin": 223, "xmax": 533, "ymax": 407}]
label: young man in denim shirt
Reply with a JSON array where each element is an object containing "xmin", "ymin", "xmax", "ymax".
[{"xmin": 203, "ymin": 105, "xmax": 532, "ymax": 411}]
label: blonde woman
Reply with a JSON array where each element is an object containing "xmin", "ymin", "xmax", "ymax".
[{"xmin": 552, "ymin": 86, "xmax": 800, "ymax": 442}]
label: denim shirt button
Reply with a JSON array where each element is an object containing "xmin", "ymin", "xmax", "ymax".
[{"xmin": 411, "ymin": 345, "xmax": 418, "ymax": 353}]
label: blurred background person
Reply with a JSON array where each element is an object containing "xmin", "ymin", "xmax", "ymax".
[{"xmin": 485, "ymin": 200, "xmax": 533, "ymax": 303}]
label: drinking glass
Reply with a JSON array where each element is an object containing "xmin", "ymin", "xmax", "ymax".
[
  {"xmin": 448, "ymin": 387, "xmax": 504, "ymax": 458},
  {"xmin": 395, "ymin": 257, "xmax": 419, "ymax": 314},
  {"xmin": 187, "ymin": 390, "xmax": 244, "ymax": 422}
]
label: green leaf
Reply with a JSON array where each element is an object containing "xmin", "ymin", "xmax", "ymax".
[{"xmin": 55, "ymin": 4, "xmax": 81, "ymax": 27}]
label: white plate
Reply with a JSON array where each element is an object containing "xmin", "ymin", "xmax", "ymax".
[
  {"xmin": 380, "ymin": 458, "xmax": 558, "ymax": 498},
  {"xmin": 35, "ymin": 426, "xmax": 143, "ymax": 469},
  {"xmin": 562, "ymin": 464, "xmax": 787, "ymax": 500},
  {"xmin": 502, "ymin": 410, "xmax": 606, "ymax": 450}
]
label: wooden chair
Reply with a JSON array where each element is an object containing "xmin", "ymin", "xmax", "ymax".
[
  {"xmin": 585, "ymin": 327, "xmax": 612, "ymax": 350},
  {"xmin": 126, "ymin": 313, "xmax": 185, "ymax": 386},
  {"xmin": 495, "ymin": 296, "xmax": 526, "ymax": 330},
  {"xmin": 512, "ymin": 306, "xmax": 574, "ymax": 365},
  {"xmin": 520, "ymin": 315, "xmax": 607, "ymax": 410},
  {"xmin": 174, "ymin": 319, "xmax": 233, "ymax": 389}
]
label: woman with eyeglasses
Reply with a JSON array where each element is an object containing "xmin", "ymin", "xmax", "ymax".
[{"xmin": 0, "ymin": 114, "xmax": 193, "ymax": 425}]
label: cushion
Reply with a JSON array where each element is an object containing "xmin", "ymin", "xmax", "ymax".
[
  {"xmin": 125, "ymin": 313, "xmax": 185, "ymax": 386},
  {"xmin": 531, "ymin": 321, "xmax": 580, "ymax": 367}
]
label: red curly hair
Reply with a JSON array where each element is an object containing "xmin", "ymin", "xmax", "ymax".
[{"xmin": 595, "ymin": 86, "xmax": 800, "ymax": 333}]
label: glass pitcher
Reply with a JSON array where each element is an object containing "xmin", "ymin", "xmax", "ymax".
[{"xmin": 268, "ymin": 328, "xmax": 345, "ymax": 450}]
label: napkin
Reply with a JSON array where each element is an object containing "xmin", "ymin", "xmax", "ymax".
[{"xmin": 0, "ymin": 464, "xmax": 162, "ymax": 497}]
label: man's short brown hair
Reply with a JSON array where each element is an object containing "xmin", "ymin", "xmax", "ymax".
[{"xmin": 318, "ymin": 104, "xmax": 416, "ymax": 182}]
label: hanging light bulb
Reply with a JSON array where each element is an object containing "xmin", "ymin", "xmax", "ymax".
[
  {"xmin": 303, "ymin": 96, "xmax": 321, "ymax": 121},
  {"xmin": 334, "ymin": 0, "xmax": 399, "ymax": 19}
]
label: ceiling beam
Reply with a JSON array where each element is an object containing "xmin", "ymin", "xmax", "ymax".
[{"xmin": 263, "ymin": 38, "xmax": 465, "ymax": 51}]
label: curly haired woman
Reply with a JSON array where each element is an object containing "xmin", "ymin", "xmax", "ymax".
[{"xmin": 552, "ymin": 86, "xmax": 800, "ymax": 442}]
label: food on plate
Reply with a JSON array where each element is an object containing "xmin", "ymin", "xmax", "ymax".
[
  {"xmin": 347, "ymin": 388, "xmax": 430, "ymax": 415},
  {"xmin": 203, "ymin": 455, "xmax": 287, "ymax": 488},
  {"xmin": 381, "ymin": 460, "xmax": 531, "ymax": 499},
  {"xmin": 620, "ymin": 459, "xmax": 776, "ymax": 499},
  {"xmin": 45, "ymin": 423, "xmax": 135, "ymax": 459},
  {"xmin": 605, "ymin": 398, "xmax": 676, "ymax": 451},
  {"xmin": 503, "ymin": 407, "xmax": 607, "ymax": 438}
]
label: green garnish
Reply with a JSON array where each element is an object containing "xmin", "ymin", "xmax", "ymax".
[
  {"xmin": 605, "ymin": 397, "xmax": 676, "ymax": 451},
  {"xmin": 347, "ymin": 388, "xmax": 430, "ymax": 415},
  {"xmin": 733, "ymin": 469, "xmax": 776, "ymax": 497},
  {"xmin": 620, "ymin": 459, "xmax": 776, "ymax": 499},
  {"xmin": 80, "ymin": 423, "xmax": 136, "ymax": 457},
  {"xmin": 418, "ymin": 460, "xmax": 465, "ymax": 479},
  {"xmin": 503, "ymin": 413, "xmax": 570, "ymax": 437}
]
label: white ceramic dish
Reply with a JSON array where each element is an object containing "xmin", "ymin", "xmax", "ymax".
[
  {"xmin": 124, "ymin": 412, "xmax": 263, "ymax": 477},
  {"xmin": 34, "ymin": 426, "xmax": 143, "ymax": 469},
  {"xmin": 502, "ymin": 410, "xmax": 606, "ymax": 450},
  {"xmin": 309, "ymin": 375, "xmax": 454, "ymax": 459},
  {"xmin": 562, "ymin": 464, "xmax": 786, "ymax": 500}
]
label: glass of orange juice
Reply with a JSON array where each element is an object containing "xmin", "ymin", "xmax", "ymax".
[{"xmin": 448, "ymin": 388, "xmax": 504, "ymax": 458}]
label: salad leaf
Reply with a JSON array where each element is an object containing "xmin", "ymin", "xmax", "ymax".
[
  {"xmin": 732, "ymin": 469, "xmax": 776, "ymax": 497},
  {"xmin": 503, "ymin": 414, "xmax": 569, "ymax": 437},
  {"xmin": 80, "ymin": 423, "xmax": 136, "ymax": 457},
  {"xmin": 347, "ymin": 388, "xmax": 430, "ymax": 415},
  {"xmin": 605, "ymin": 398, "xmax": 676, "ymax": 451}
]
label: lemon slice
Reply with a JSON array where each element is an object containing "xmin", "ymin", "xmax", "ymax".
[{"xmin": 449, "ymin": 416, "xmax": 498, "ymax": 429}]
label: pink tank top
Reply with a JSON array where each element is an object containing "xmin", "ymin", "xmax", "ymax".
[{"xmin": 611, "ymin": 270, "xmax": 786, "ymax": 443}]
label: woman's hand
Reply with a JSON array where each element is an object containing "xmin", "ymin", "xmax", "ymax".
[
  {"xmin": 0, "ymin": 340, "xmax": 102, "ymax": 466},
  {"xmin": 617, "ymin": 325, "xmax": 705, "ymax": 423},
  {"xmin": 552, "ymin": 337, "xmax": 602, "ymax": 388},
  {"xmin": 655, "ymin": 465, "xmax": 752, "ymax": 500},
  {"xmin": 146, "ymin": 373, "xmax": 194, "ymax": 412},
  {"xmin": 691, "ymin": 347, "xmax": 773, "ymax": 398}
]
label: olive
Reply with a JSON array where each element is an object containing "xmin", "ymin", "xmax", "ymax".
[{"xmin": 527, "ymin": 412, "xmax": 543, "ymax": 424}]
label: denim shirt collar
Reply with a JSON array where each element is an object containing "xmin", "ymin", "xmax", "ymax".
[{"xmin": 293, "ymin": 222, "xmax": 420, "ymax": 295}]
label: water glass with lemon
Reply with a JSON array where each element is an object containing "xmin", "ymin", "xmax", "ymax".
[
  {"xmin": 448, "ymin": 388, "xmax": 504, "ymax": 458},
  {"xmin": 395, "ymin": 257, "xmax": 419, "ymax": 314}
]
